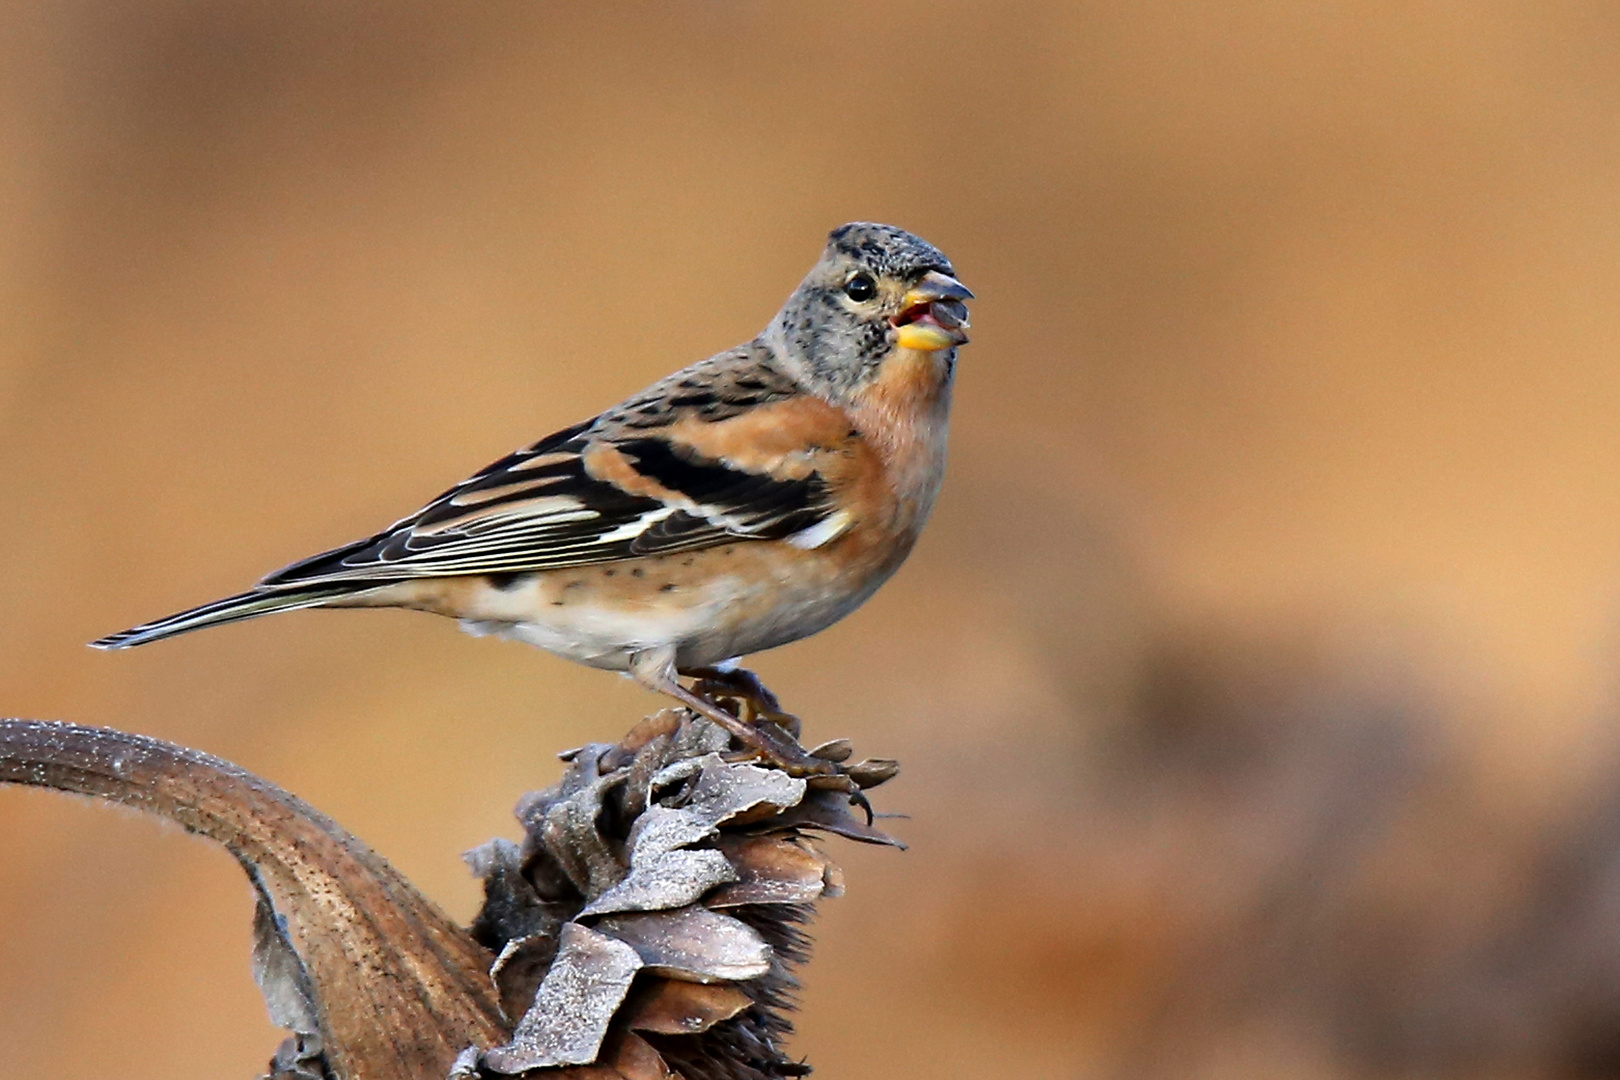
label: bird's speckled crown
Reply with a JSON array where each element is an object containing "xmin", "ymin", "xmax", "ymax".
[{"xmin": 827, "ymin": 222, "xmax": 955, "ymax": 279}]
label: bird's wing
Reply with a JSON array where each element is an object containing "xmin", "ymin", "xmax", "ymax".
[{"xmin": 259, "ymin": 355, "xmax": 849, "ymax": 587}]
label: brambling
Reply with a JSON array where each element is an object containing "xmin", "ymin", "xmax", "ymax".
[{"xmin": 94, "ymin": 223, "xmax": 972, "ymax": 767}]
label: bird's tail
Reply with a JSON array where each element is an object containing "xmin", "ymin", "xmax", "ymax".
[{"xmin": 90, "ymin": 584, "xmax": 369, "ymax": 650}]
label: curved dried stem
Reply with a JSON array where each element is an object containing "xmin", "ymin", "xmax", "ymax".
[{"xmin": 0, "ymin": 719, "xmax": 507, "ymax": 1080}]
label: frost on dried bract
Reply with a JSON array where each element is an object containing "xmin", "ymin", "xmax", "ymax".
[{"xmin": 463, "ymin": 711, "xmax": 901, "ymax": 1080}]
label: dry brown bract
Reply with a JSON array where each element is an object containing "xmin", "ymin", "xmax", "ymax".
[{"xmin": 0, "ymin": 713, "xmax": 900, "ymax": 1080}]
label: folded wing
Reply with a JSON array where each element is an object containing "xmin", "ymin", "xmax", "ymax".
[{"xmin": 259, "ymin": 421, "xmax": 836, "ymax": 587}]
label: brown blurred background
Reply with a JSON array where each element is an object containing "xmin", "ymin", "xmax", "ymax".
[{"xmin": 5, "ymin": 2, "xmax": 1620, "ymax": 1077}]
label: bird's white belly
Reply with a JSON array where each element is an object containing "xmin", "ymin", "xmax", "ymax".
[
  {"xmin": 459, "ymin": 605, "xmax": 701, "ymax": 671},
  {"xmin": 450, "ymin": 564, "xmax": 758, "ymax": 672},
  {"xmin": 449, "ymin": 544, "xmax": 885, "ymax": 674}
]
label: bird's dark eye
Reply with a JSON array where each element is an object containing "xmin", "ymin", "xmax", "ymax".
[{"xmin": 843, "ymin": 274, "xmax": 877, "ymax": 302}]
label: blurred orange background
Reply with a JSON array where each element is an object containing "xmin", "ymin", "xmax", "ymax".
[{"xmin": 6, "ymin": 3, "xmax": 1620, "ymax": 1078}]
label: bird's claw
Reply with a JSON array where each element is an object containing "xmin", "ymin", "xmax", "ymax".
[
  {"xmin": 680, "ymin": 667, "xmax": 895, "ymax": 799},
  {"xmin": 689, "ymin": 667, "xmax": 803, "ymax": 739}
]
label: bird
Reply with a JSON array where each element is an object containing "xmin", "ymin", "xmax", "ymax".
[{"xmin": 93, "ymin": 222, "xmax": 972, "ymax": 769}]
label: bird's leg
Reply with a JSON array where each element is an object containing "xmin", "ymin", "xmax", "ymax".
[
  {"xmin": 628, "ymin": 649, "xmax": 833, "ymax": 776},
  {"xmin": 683, "ymin": 665, "xmax": 802, "ymax": 739},
  {"xmin": 681, "ymin": 669, "xmax": 880, "ymax": 816}
]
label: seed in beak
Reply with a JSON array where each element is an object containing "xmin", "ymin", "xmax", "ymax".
[{"xmin": 931, "ymin": 298, "xmax": 970, "ymax": 330}]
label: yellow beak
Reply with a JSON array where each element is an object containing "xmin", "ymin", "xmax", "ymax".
[
  {"xmin": 893, "ymin": 271, "xmax": 975, "ymax": 352},
  {"xmin": 895, "ymin": 322, "xmax": 966, "ymax": 351}
]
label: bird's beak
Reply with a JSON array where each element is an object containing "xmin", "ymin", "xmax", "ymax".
[{"xmin": 892, "ymin": 271, "xmax": 975, "ymax": 351}]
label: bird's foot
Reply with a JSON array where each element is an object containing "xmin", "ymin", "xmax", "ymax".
[
  {"xmin": 677, "ymin": 669, "xmax": 897, "ymax": 805},
  {"xmin": 679, "ymin": 692, "xmax": 836, "ymax": 777},
  {"xmin": 686, "ymin": 666, "xmax": 803, "ymax": 739},
  {"xmin": 645, "ymin": 666, "xmax": 824, "ymax": 777},
  {"xmin": 634, "ymin": 654, "xmax": 892, "ymax": 785}
]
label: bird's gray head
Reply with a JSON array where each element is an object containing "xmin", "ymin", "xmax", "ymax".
[{"xmin": 766, "ymin": 222, "xmax": 974, "ymax": 400}]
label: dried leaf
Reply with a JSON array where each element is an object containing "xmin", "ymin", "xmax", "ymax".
[
  {"xmin": 263, "ymin": 1033, "xmax": 331, "ymax": 1080},
  {"xmin": 490, "ymin": 934, "xmax": 558, "ymax": 1024},
  {"xmin": 807, "ymin": 738, "xmax": 854, "ymax": 762},
  {"xmin": 596, "ymin": 906, "xmax": 772, "ymax": 982},
  {"xmin": 538, "ymin": 1063, "xmax": 624, "ymax": 1080},
  {"xmin": 844, "ymin": 757, "xmax": 901, "ymax": 789},
  {"xmin": 600, "ymin": 710, "xmax": 686, "ymax": 773},
  {"xmin": 578, "ymin": 849, "xmax": 737, "ymax": 918},
  {"xmin": 468, "ymin": 837, "xmax": 572, "ymax": 959},
  {"xmin": 680, "ymin": 755, "xmax": 808, "ymax": 826},
  {"xmin": 749, "ymin": 787, "xmax": 906, "ymax": 848},
  {"xmin": 464, "ymin": 836, "xmax": 522, "ymax": 880},
  {"xmin": 669, "ymin": 716, "xmax": 736, "ymax": 759},
  {"xmin": 448, "ymin": 1046, "xmax": 483, "ymax": 1078},
  {"xmin": 623, "ymin": 979, "xmax": 754, "ymax": 1035},
  {"xmin": 542, "ymin": 770, "xmax": 629, "ymax": 898},
  {"xmin": 628, "ymin": 806, "xmax": 719, "ymax": 862},
  {"xmin": 617, "ymin": 726, "xmax": 685, "ymax": 821},
  {"xmin": 485, "ymin": 923, "xmax": 644, "ymax": 1073},
  {"xmin": 492, "ymin": 1031, "xmax": 674, "ymax": 1080},
  {"xmin": 252, "ymin": 894, "xmax": 319, "ymax": 1036},
  {"xmin": 821, "ymin": 857, "xmax": 847, "ymax": 900},
  {"xmin": 606, "ymin": 1030, "xmax": 675, "ymax": 1080},
  {"xmin": 557, "ymin": 741, "xmax": 617, "ymax": 765},
  {"xmin": 707, "ymin": 836, "xmax": 830, "ymax": 907}
]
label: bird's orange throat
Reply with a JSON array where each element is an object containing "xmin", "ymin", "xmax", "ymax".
[
  {"xmin": 854, "ymin": 346, "xmax": 954, "ymax": 428},
  {"xmin": 846, "ymin": 346, "xmax": 954, "ymax": 533}
]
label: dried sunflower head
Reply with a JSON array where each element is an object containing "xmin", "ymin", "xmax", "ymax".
[{"xmin": 460, "ymin": 710, "xmax": 902, "ymax": 1080}]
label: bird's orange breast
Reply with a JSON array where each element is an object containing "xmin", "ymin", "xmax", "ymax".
[{"xmin": 842, "ymin": 348, "xmax": 955, "ymax": 543}]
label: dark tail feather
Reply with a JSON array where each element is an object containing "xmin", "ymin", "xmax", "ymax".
[{"xmin": 90, "ymin": 585, "xmax": 367, "ymax": 650}]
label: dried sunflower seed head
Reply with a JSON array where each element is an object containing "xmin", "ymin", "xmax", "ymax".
[{"xmin": 464, "ymin": 713, "xmax": 900, "ymax": 1080}]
